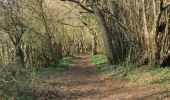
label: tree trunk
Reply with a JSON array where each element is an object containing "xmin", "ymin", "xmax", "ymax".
[
  {"xmin": 91, "ymin": 4, "xmax": 118, "ymax": 64},
  {"xmin": 92, "ymin": 34, "xmax": 98, "ymax": 55},
  {"xmin": 15, "ymin": 44, "xmax": 25, "ymax": 65}
]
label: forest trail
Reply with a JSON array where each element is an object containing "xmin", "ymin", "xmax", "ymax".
[{"xmin": 37, "ymin": 55, "xmax": 169, "ymax": 100}]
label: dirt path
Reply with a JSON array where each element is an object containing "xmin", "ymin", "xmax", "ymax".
[{"xmin": 38, "ymin": 55, "xmax": 169, "ymax": 100}]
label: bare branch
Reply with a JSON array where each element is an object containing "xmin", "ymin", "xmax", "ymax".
[
  {"xmin": 60, "ymin": 0, "xmax": 94, "ymax": 13},
  {"xmin": 102, "ymin": 9, "xmax": 129, "ymax": 31},
  {"xmin": 163, "ymin": 2, "xmax": 170, "ymax": 10},
  {"xmin": 58, "ymin": 21, "xmax": 84, "ymax": 27}
]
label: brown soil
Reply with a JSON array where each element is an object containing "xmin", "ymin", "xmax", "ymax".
[{"xmin": 35, "ymin": 55, "xmax": 170, "ymax": 100}]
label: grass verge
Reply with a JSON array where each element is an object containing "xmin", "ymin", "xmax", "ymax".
[
  {"xmin": 36, "ymin": 56, "xmax": 74, "ymax": 78},
  {"xmin": 91, "ymin": 55, "xmax": 113, "ymax": 73},
  {"xmin": 91, "ymin": 55, "xmax": 170, "ymax": 87}
]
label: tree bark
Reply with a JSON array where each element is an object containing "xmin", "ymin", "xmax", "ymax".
[
  {"xmin": 92, "ymin": 33, "xmax": 98, "ymax": 55},
  {"xmin": 91, "ymin": 4, "xmax": 118, "ymax": 64}
]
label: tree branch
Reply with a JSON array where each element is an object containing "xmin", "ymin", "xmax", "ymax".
[
  {"xmin": 163, "ymin": 2, "xmax": 170, "ymax": 10},
  {"xmin": 102, "ymin": 9, "xmax": 129, "ymax": 31},
  {"xmin": 58, "ymin": 21, "xmax": 84, "ymax": 27},
  {"xmin": 60, "ymin": 0, "xmax": 94, "ymax": 13}
]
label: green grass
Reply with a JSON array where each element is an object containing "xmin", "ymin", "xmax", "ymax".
[
  {"xmin": 59, "ymin": 56, "xmax": 74, "ymax": 67},
  {"xmin": 36, "ymin": 66, "xmax": 66, "ymax": 78},
  {"xmin": 165, "ymin": 91, "xmax": 170, "ymax": 97},
  {"xmin": 91, "ymin": 55, "xmax": 170, "ymax": 86},
  {"xmin": 91, "ymin": 54, "xmax": 113, "ymax": 73},
  {"xmin": 91, "ymin": 54, "xmax": 108, "ymax": 65},
  {"xmin": 15, "ymin": 92, "xmax": 33, "ymax": 100},
  {"xmin": 36, "ymin": 56, "xmax": 74, "ymax": 77},
  {"xmin": 112, "ymin": 64, "xmax": 170, "ymax": 85}
]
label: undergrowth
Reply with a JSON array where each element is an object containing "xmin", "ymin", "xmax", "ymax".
[
  {"xmin": 91, "ymin": 55, "xmax": 170, "ymax": 87},
  {"xmin": 1, "ymin": 56, "xmax": 74, "ymax": 100},
  {"xmin": 36, "ymin": 56, "xmax": 74, "ymax": 77}
]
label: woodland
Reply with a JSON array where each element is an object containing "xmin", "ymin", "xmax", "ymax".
[{"xmin": 0, "ymin": 0, "xmax": 170, "ymax": 99}]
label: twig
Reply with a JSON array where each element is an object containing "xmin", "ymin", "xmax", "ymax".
[
  {"xmin": 58, "ymin": 21, "xmax": 84, "ymax": 27},
  {"xmin": 60, "ymin": 0, "xmax": 94, "ymax": 13},
  {"xmin": 163, "ymin": 2, "xmax": 170, "ymax": 10}
]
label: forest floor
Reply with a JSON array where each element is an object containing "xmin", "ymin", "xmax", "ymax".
[{"xmin": 33, "ymin": 55, "xmax": 170, "ymax": 100}]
